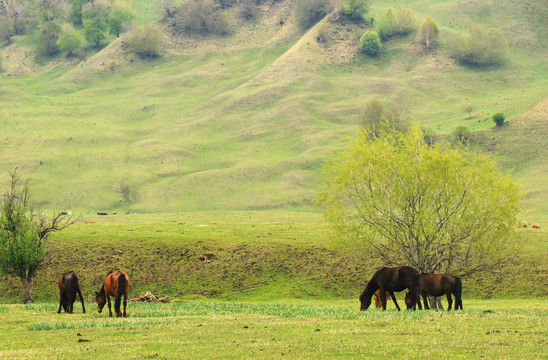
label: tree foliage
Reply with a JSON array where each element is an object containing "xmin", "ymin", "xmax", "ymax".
[
  {"xmin": 108, "ymin": 0, "xmax": 135, "ymax": 37},
  {"xmin": 128, "ymin": 22, "xmax": 161, "ymax": 58},
  {"xmin": 378, "ymin": 6, "xmax": 416, "ymax": 39},
  {"xmin": 452, "ymin": 124, "xmax": 472, "ymax": 143},
  {"xmin": 454, "ymin": 24, "xmax": 507, "ymax": 66},
  {"xmin": 57, "ymin": 23, "xmax": 82, "ymax": 55},
  {"xmin": 417, "ymin": 16, "xmax": 439, "ymax": 51},
  {"xmin": 359, "ymin": 30, "xmax": 381, "ymax": 55},
  {"xmin": 0, "ymin": 15, "xmax": 15, "ymax": 45},
  {"xmin": 0, "ymin": 169, "xmax": 76, "ymax": 303},
  {"xmin": 492, "ymin": 112, "xmax": 505, "ymax": 127},
  {"xmin": 82, "ymin": 0, "xmax": 110, "ymax": 47},
  {"xmin": 359, "ymin": 97, "xmax": 409, "ymax": 136},
  {"xmin": 339, "ymin": 0, "xmax": 369, "ymax": 22},
  {"xmin": 319, "ymin": 127, "xmax": 521, "ymax": 276},
  {"xmin": 173, "ymin": 0, "xmax": 231, "ymax": 35}
]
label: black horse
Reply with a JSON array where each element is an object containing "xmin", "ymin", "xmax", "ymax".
[
  {"xmin": 405, "ymin": 273, "xmax": 463, "ymax": 311},
  {"xmin": 359, "ymin": 266, "xmax": 420, "ymax": 311},
  {"xmin": 57, "ymin": 271, "xmax": 86, "ymax": 314}
]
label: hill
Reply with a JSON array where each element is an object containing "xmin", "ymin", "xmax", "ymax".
[{"xmin": 0, "ymin": 0, "xmax": 547, "ymax": 217}]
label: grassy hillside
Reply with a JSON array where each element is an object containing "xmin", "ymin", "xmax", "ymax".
[
  {"xmin": 0, "ymin": 212, "xmax": 546, "ymax": 303},
  {"xmin": 0, "ymin": 0, "xmax": 547, "ymax": 218}
]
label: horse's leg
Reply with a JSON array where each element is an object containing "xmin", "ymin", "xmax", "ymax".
[
  {"xmin": 390, "ymin": 292, "xmax": 401, "ymax": 311},
  {"xmin": 123, "ymin": 293, "xmax": 127, "ymax": 317},
  {"xmin": 58, "ymin": 293, "xmax": 65, "ymax": 314},
  {"xmin": 436, "ymin": 297, "xmax": 444, "ymax": 311},
  {"xmin": 107, "ymin": 295, "xmax": 113, "ymax": 317},
  {"xmin": 379, "ymin": 288, "xmax": 387, "ymax": 310},
  {"xmin": 446, "ymin": 293, "xmax": 453, "ymax": 311},
  {"xmin": 422, "ymin": 293, "xmax": 430, "ymax": 310},
  {"xmin": 77, "ymin": 286, "xmax": 86, "ymax": 314}
]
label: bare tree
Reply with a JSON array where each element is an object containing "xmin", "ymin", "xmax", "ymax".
[{"xmin": 0, "ymin": 168, "xmax": 78, "ymax": 303}]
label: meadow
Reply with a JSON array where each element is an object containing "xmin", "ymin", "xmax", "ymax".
[{"xmin": 0, "ymin": 299, "xmax": 546, "ymax": 359}]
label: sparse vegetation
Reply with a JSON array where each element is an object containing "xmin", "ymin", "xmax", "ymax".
[
  {"xmin": 454, "ymin": 24, "xmax": 507, "ymax": 66},
  {"xmin": 452, "ymin": 124, "xmax": 472, "ymax": 143},
  {"xmin": 339, "ymin": 0, "xmax": 369, "ymax": 22},
  {"xmin": 173, "ymin": 0, "xmax": 231, "ymax": 35},
  {"xmin": 128, "ymin": 23, "xmax": 161, "ymax": 58},
  {"xmin": 377, "ymin": 6, "xmax": 416, "ymax": 39}
]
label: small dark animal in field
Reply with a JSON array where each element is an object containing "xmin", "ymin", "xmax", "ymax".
[
  {"xmin": 58, "ymin": 271, "xmax": 86, "ymax": 314},
  {"xmin": 405, "ymin": 273, "xmax": 463, "ymax": 311},
  {"xmin": 522, "ymin": 221, "xmax": 528, "ymax": 228},
  {"xmin": 532, "ymin": 224, "xmax": 541, "ymax": 229},
  {"xmin": 97, "ymin": 212, "xmax": 108, "ymax": 216},
  {"xmin": 96, "ymin": 270, "xmax": 130, "ymax": 317},
  {"xmin": 359, "ymin": 266, "xmax": 420, "ymax": 311},
  {"xmin": 373, "ymin": 289, "xmax": 391, "ymax": 308}
]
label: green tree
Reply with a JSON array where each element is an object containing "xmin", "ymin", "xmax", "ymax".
[
  {"xmin": 359, "ymin": 98, "xmax": 409, "ymax": 136},
  {"xmin": 454, "ymin": 24, "xmax": 507, "ymax": 66},
  {"xmin": 360, "ymin": 30, "xmax": 381, "ymax": 55},
  {"xmin": 377, "ymin": 8, "xmax": 394, "ymax": 39},
  {"xmin": 128, "ymin": 23, "xmax": 161, "ymax": 58},
  {"xmin": 318, "ymin": 127, "xmax": 521, "ymax": 275},
  {"xmin": 155, "ymin": 0, "xmax": 176, "ymax": 18},
  {"xmin": 417, "ymin": 16, "xmax": 439, "ymax": 51},
  {"xmin": 82, "ymin": 0, "xmax": 110, "ymax": 47},
  {"xmin": 0, "ymin": 169, "xmax": 76, "ymax": 303},
  {"xmin": 393, "ymin": 6, "xmax": 416, "ymax": 35},
  {"xmin": 339, "ymin": 0, "xmax": 369, "ymax": 21},
  {"xmin": 174, "ymin": 0, "xmax": 231, "ymax": 35},
  {"xmin": 57, "ymin": 23, "xmax": 82, "ymax": 55},
  {"xmin": 485, "ymin": 28, "xmax": 506, "ymax": 66},
  {"xmin": 463, "ymin": 104, "xmax": 475, "ymax": 119},
  {"xmin": 492, "ymin": 112, "xmax": 505, "ymax": 127},
  {"xmin": 108, "ymin": 0, "xmax": 135, "ymax": 37},
  {"xmin": 36, "ymin": 21, "xmax": 61, "ymax": 55}
]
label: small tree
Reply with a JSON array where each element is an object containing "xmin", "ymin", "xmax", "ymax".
[
  {"xmin": 155, "ymin": 0, "xmax": 176, "ymax": 18},
  {"xmin": 0, "ymin": 169, "xmax": 77, "ymax": 303},
  {"xmin": 360, "ymin": 30, "xmax": 381, "ymax": 55},
  {"xmin": 82, "ymin": 0, "xmax": 111, "ymax": 47},
  {"xmin": 293, "ymin": 0, "xmax": 329, "ymax": 30},
  {"xmin": 417, "ymin": 16, "xmax": 439, "ymax": 51},
  {"xmin": 485, "ymin": 28, "xmax": 506, "ymax": 66},
  {"xmin": 452, "ymin": 124, "xmax": 472, "ymax": 143},
  {"xmin": 319, "ymin": 127, "xmax": 521, "ymax": 275},
  {"xmin": 393, "ymin": 6, "xmax": 416, "ymax": 35},
  {"xmin": 128, "ymin": 23, "xmax": 161, "ymax": 58},
  {"xmin": 0, "ymin": 15, "xmax": 15, "ymax": 45},
  {"xmin": 492, "ymin": 112, "xmax": 505, "ymax": 127},
  {"xmin": 339, "ymin": 0, "xmax": 369, "ymax": 22},
  {"xmin": 463, "ymin": 104, "xmax": 475, "ymax": 119},
  {"xmin": 377, "ymin": 8, "xmax": 394, "ymax": 39},
  {"xmin": 36, "ymin": 21, "xmax": 61, "ymax": 55},
  {"xmin": 57, "ymin": 23, "xmax": 82, "ymax": 56},
  {"xmin": 108, "ymin": 0, "xmax": 136, "ymax": 37}
]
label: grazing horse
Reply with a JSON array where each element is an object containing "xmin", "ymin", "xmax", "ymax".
[
  {"xmin": 374, "ymin": 289, "xmax": 391, "ymax": 308},
  {"xmin": 58, "ymin": 271, "xmax": 86, "ymax": 314},
  {"xmin": 405, "ymin": 273, "xmax": 463, "ymax": 311},
  {"xmin": 359, "ymin": 266, "xmax": 420, "ymax": 311},
  {"xmin": 95, "ymin": 270, "xmax": 130, "ymax": 317}
]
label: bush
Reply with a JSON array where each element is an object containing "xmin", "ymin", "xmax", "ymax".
[
  {"xmin": 492, "ymin": 113, "xmax": 505, "ymax": 127},
  {"xmin": 339, "ymin": 0, "xmax": 369, "ymax": 22},
  {"xmin": 128, "ymin": 23, "xmax": 161, "ymax": 58},
  {"xmin": 360, "ymin": 30, "xmax": 382, "ymax": 55},
  {"xmin": 454, "ymin": 25, "xmax": 507, "ymax": 66},
  {"xmin": 57, "ymin": 24, "xmax": 82, "ymax": 56},
  {"xmin": 174, "ymin": 0, "xmax": 231, "ymax": 35},
  {"xmin": 293, "ymin": 0, "xmax": 329, "ymax": 30},
  {"xmin": 452, "ymin": 124, "xmax": 472, "ymax": 143}
]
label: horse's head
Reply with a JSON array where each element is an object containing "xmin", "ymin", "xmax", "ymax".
[
  {"xmin": 95, "ymin": 290, "xmax": 106, "ymax": 313},
  {"xmin": 360, "ymin": 296, "xmax": 372, "ymax": 311}
]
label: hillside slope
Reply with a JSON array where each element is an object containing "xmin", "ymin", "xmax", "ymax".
[{"xmin": 0, "ymin": 0, "xmax": 547, "ymax": 215}]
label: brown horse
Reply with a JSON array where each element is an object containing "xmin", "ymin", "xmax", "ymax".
[
  {"xmin": 405, "ymin": 273, "xmax": 463, "ymax": 311},
  {"xmin": 95, "ymin": 270, "xmax": 130, "ymax": 317},
  {"xmin": 57, "ymin": 271, "xmax": 86, "ymax": 314},
  {"xmin": 374, "ymin": 289, "xmax": 391, "ymax": 308},
  {"xmin": 359, "ymin": 266, "xmax": 420, "ymax": 311}
]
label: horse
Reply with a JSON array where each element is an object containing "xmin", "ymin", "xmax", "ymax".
[
  {"xmin": 57, "ymin": 271, "xmax": 86, "ymax": 314},
  {"xmin": 405, "ymin": 273, "xmax": 463, "ymax": 311},
  {"xmin": 373, "ymin": 289, "xmax": 391, "ymax": 308},
  {"xmin": 359, "ymin": 266, "xmax": 420, "ymax": 311},
  {"xmin": 95, "ymin": 270, "xmax": 130, "ymax": 317}
]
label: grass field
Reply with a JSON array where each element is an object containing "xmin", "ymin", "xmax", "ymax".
[{"xmin": 0, "ymin": 299, "xmax": 546, "ymax": 359}]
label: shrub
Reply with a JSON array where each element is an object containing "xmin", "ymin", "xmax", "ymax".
[
  {"xmin": 417, "ymin": 16, "xmax": 439, "ymax": 51},
  {"xmin": 492, "ymin": 113, "xmax": 505, "ymax": 127},
  {"xmin": 128, "ymin": 23, "xmax": 161, "ymax": 58},
  {"xmin": 174, "ymin": 0, "xmax": 231, "ymax": 35},
  {"xmin": 360, "ymin": 30, "xmax": 382, "ymax": 55},
  {"xmin": 452, "ymin": 124, "xmax": 472, "ymax": 143},
  {"xmin": 293, "ymin": 0, "xmax": 329, "ymax": 30},
  {"xmin": 454, "ymin": 25, "xmax": 507, "ymax": 66},
  {"xmin": 339, "ymin": 0, "xmax": 369, "ymax": 22},
  {"xmin": 57, "ymin": 23, "xmax": 82, "ymax": 56}
]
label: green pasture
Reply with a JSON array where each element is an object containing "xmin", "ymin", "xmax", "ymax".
[{"xmin": 0, "ymin": 299, "xmax": 546, "ymax": 359}]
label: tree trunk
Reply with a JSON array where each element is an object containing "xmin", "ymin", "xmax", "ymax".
[{"xmin": 20, "ymin": 275, "xmax": 34, "ymax": 304}]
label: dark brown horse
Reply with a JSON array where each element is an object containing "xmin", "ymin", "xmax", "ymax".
[
  {"xmin": 95, "ymin": 270, "xmax": 130, "ymax": 317},
  {"xmin": 57, "ymin": 271, "xmax": 86, "ymax": 314},
  {"xmin": 405, "ymin": 273, "xmax": 463, "ymax": 311},
  {"xmin": 359, "ymin": 266, "xmax": 420, "ymax": 311},
  {"xmin": 373, "ymin": 289, "xmax": 391, "ymax": 308}
]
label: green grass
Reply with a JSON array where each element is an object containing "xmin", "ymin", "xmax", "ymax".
[
  {"xmin": 1, "ymin": 299, "xmax": 546, "ymax": 359},
  {"xmin": 0, "ymin": 0, "xmax": 547, "ymax": 219}
]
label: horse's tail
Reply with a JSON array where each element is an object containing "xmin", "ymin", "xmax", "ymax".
[
  {"xmin": 454, "ymin": 276, "xmax": 463, "ymax": 310},
  {"xmin": 114, "ymin": 273, "xmax": 127, "ymax": 314},
  {"xmin": 68, "ymin": 274, "xmax": 79, "ymax": 305}
]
